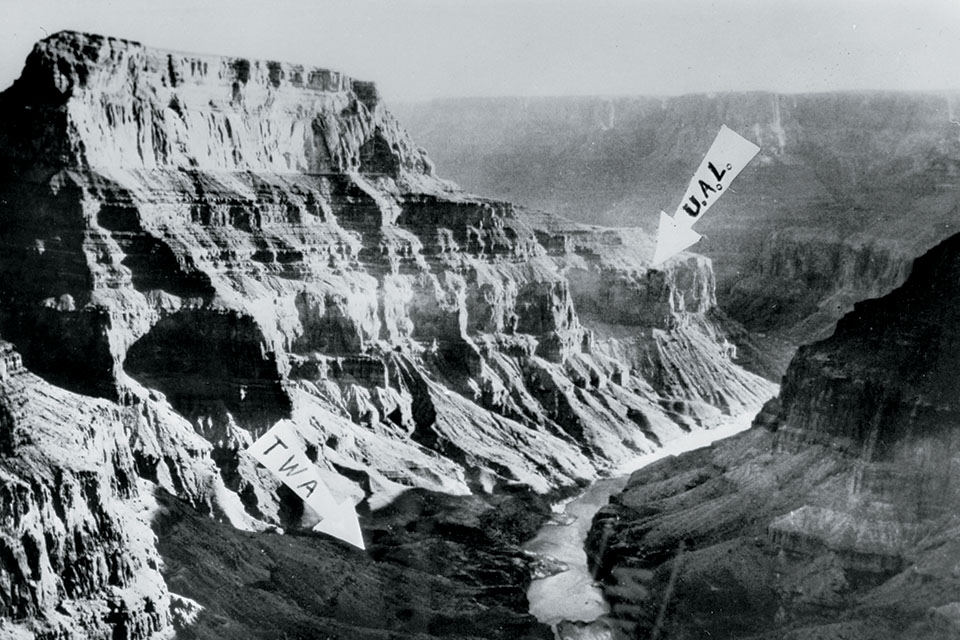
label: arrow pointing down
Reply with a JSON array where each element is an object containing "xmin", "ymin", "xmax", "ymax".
[
  {"xmin": 652, "ymin": 125, "xmax": 760, "ymax": 266},
  {"xmin": 246, "ymin": 420, "xmax": 365, "ymax": 550}
]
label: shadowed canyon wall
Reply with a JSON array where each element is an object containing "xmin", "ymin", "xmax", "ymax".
[{"xmin": 587, "ymin": 231, "xmax": 960, "ymax": 639}]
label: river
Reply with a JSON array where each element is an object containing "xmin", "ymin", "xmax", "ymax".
[{"xmin": 523, "ymin": 412, "xmax": 762, "ymax": 637}]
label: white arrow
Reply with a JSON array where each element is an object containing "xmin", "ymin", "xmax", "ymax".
[
  {"xmin": 310, "ymin": 497, "xmax": 365, "ymax": 551},
  {"xmin": 652, "ymin": 125, "xmax": 760, "ymax": 266},
  {"xmin": 246, "ymin": 420, "xmax": 365, "ymax": 550}
]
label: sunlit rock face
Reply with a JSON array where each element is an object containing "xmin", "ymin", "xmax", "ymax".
[
  {"xmin": 0, "ymin": 31, "xmax": 773, "ymax": 638},
  {"xmin": 0, "ymin": 30, "xmax": 770, "ymax": 510},
  {"xmin": 587, "ymin": 232, "xmax": 960, "ymax": 640},
  {"xmin": 0, "ymin": 339, "xmax": 174, "ymax": 639}
]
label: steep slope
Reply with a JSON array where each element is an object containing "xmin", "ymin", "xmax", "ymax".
[
  {"xmin": 586, "ymin": 231, "xmax": 960, "ymax": 639},
  {"xmin": 0, "ymin": 32, "xmax": 772, "ymax": 638},
  {"xmin": 396, "ymin": 94, "xmax": 960, "ymax": 374},
  {"xmin": 0, "ymin": 340, "xmax": 173, "ymax": 639},
  {"xmin": 0, "ymin": 333, "xmax": 559, "ymax": 639},
  {"xmin": 152, "ymin": 487, "xmax": 560, "ymax": 640}
]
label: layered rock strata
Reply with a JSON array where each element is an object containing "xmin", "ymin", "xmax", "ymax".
[
  {"xmin": 0, "ymin": 31, "xmax": 770, "ymax": 508},
  {"xmin": 396, "ymin": 93, "xmax": 960, "ymax": 376},
  {"xmin": 587, "ymin": 231, "xmax": 960, "ymax": 639},
  {"xmin": 0, "ymin": 32, "xmax": 773, "ymax": 638}
]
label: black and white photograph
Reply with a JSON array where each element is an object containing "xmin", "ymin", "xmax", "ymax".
[{"xmin": 1, "ymin": 1, "xmax": 959, "ymax": 638}]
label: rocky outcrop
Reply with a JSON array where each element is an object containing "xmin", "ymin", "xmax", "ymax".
[
  {"xmin": 0, "ymin": 32, "xmax": 773, "ymax": 638},
  {"xmin": 0, "ymin": 340, "xmax": 170, "ymax": 639},
  {"xmin": 586, "ymin": 231, "xmax": 960, "ymax": 639},
  {"xmin": 529, "ymin": 215, "xmax": 768, "ymax": 422},
  {"xmin": 1, "ymin": 30, "xmax": 432, "ymax": 175}
]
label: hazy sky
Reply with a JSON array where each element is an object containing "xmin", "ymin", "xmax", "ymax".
[{"xmin": 1, "ymin": 0, "xmax": 959, "ymax": 103}]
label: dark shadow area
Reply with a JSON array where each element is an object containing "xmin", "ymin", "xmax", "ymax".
[
  {"xmin": 96, "ymin": 203, "xmax": 214, "ymax": 300},
  {"xmin": 124, "ymin": 310, "xmax": 291, "ymax": 433},
  {"xmin": 152, "ymin": 488, "xmax": 555, "ymax": 640}
]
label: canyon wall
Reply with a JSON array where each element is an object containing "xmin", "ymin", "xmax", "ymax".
[
  {"xmin": 586, "ymin": 231, "xmax": 960, "ymax": 639},
  {"xmin": 396, "ymin": 94, "xmax": 960, "ymax": 374},
  {"xmin": 0, "ymin": 32, "xmax": 772, "ymax": 637}
]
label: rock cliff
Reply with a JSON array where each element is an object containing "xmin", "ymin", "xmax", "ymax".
[
  {"xmin": 0, "ymin": 32, "xmax": 771, "ymax": 638},
  {"xmin": 0, "ymin": 339, "xmax": 172, "ymax": 638},
  {"xmin": 586, "ymin": 231, "xmax": 960, "ymax": 639}
]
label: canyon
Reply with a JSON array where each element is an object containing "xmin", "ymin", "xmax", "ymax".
[
  {"xmin": 586, "ymin": 229, "xmax": 960, "ymax": 639},
  {"xmin": 396, "ymin": 94, "xmax": 960, "ymax": 375},
  {"xmin": 3, "ymin": 30, "xmax": 958, "ymax": 640},
  {"xmin": 0, "ymin": 32, "xmax": 772, "ymax": 638}
]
